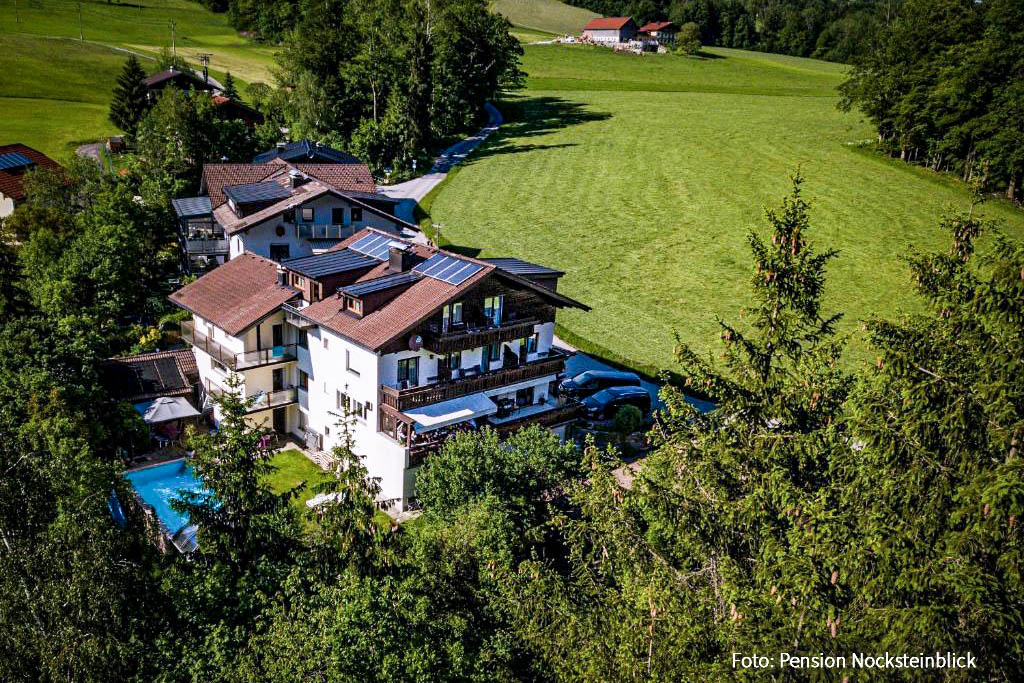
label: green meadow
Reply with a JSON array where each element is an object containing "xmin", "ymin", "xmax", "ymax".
[
  {"xmin": 0, "ymin": 0, "xmax": 273, "ymax": 159},
  {"xmin": 492, "ymin": 0, "xmax": 598, "ymax": 36},
  {"xmin": 424, "ymin": 44, "xmax": 1024, "ymax": 373}
]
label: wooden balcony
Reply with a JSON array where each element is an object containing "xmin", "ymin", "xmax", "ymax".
[
  {"xmin": 421, "ymin": 317, "xmax": 540, "ymax": 355},
  {"xmin": 379, "ymin": 348, "xmax": 568, "ymax": 413},
  {"xmin": 182, "ymin": 320, "xmax": 297, "ymax": 370}
]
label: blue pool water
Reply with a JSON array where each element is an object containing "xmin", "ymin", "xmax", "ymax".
[{"xmin": 124, "ymin": 460, "xmax": 210, "ymax": 534}]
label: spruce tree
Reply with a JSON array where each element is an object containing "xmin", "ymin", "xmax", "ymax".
[
  {"xmin": 108, "ymin": 54, "xmax": 150, "ymax": 139},
  {"xmin": 220, "ymin": 71, "xmax": 240, "ymax": 102}
]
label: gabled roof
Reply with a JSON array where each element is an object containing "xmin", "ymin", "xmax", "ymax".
[
  {"xmin": 99, "ymin": 349, "xmax": 199, "ymax": 403},
  {"xmin": 168, "ymin": 253, "xmax": 299, "ymax": 336},
  {"xmin": 143, "ymin": 68, "xmax": 212, "ymax": 89},
  {"xmin": 200, "ymin": 159, "xmax": 377, "ymax": 211},
  {"xmin": 253, "ymin": 141, "xmax": 362, "ymax": 165},
  {"xmin": 483, "ymin": 258, "xmax": 565, "ymax": 278},
  {"xmin": 638, "ymin": 21, "xmax": 676, "ymax": 33},
  {"xmin": 0, "ymin": 143, "xmax": 61, "ymax": 202},
  {"xmin": 584, "ymin": 16, "xmax": 635, "ymax": 31},
  {"xmin": 295, "ymin": 229, "xmax": 588, "ymax": 351}
]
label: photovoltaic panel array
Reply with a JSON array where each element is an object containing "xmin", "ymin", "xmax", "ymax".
[
  {"xmin": 414, "ymin": 253, "xmax": 483, "ymax": 285},
  {"xmin": 349, "ymin": 232, "xmax": 410, "ymax": 260},
  {"xmin": 341, "ymin": 272, "xmax": 422, "ymax": 297},
  {"xmin": 223, "ymin": 182, "xmax": 291, "ymax": 205},
  {"xmin": 0, "ymin": 152, "xmax": 34, "ymax": 171}
]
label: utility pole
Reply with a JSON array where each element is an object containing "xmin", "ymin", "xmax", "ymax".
[
  {"xmin": 170, "ymin": 20, "xmax": 176, "ymax": 57},
  {"xmin": 14, "ymin": 0, "xmax": 19, "ymax": 24},
  {"xmin": 78, "ymin": 3, "xmax": 84, "ymax": 41}
]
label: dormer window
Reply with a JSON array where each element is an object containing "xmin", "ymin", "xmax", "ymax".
[
  {"xmin": 343, "ymin": 295, "xmax": 363, "ymax": 315},
  {"xmin": 301, "ymin": 207, "xmax": 314, "ymax": 222}
]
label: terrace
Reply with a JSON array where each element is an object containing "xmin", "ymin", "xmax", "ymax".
[
  {"xmin": 379, "ymin": 347, "xmax": 569, "ymax": 413},
  {"xmin": 182, "ymin": 320, "xmax": 297, "ymax": 370}
]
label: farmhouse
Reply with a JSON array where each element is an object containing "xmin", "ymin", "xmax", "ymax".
[
  {"xmin": 582, "ymin": 16, "xmax": 637, "ymax": 44},
  {"xmin": 0, "ymin": 143, "xmax": 61, "ymax": 219},
  {"xmin": 172, "ymin": 144, "xmax": 413, "ymax": 271},
  {"xmin": 637, "ymin": 21, "xmax": 678, "ymax": 46},
  {"xmin": 169, "ymin": 228, "xmax": 590, "ymax": 509},
  {"xmin": 143, "ymin": 68, "xmax": 216, "ymax": 99}
]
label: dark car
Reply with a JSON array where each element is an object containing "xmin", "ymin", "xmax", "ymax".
[
  {"xmin": 583, "ymin": 385, "xmax": 652, "ymax": 421},
  {"xmin": 558, "ymin": 369, "xmax": 642, "ymax": 399}
]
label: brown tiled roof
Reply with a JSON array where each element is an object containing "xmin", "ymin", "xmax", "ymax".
[
  {"xmin": 584, "ymin": 17, "xmax": 634, "ymax": 31},
  {"xmin": 0, "ymin": 144, "xmax": 62, "ymax": 202},
  {"xmin": 638, "ymin": 21, "xmax": 675, "ymax": 33},
  {"xmin": 168, "ymin": 253, "xmax": 299, "ymax": 336},
  {"xmin": 302, "ymin": 229, "xmax": 588, "ymax": 350},
  {"xmin": 201, "ymin": 163, "xmax": 279, "ymax": 209},
  {"xmin": 291, "ymin": 163, "xmax": 375, "ymax": 194},
  {"xmin": 99, "ymin": 349, "xmax": 199, "ymax": 403}
]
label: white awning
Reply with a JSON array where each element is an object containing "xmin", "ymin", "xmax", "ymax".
[
  {"xmin": 406, "ymin": 392, "xmax": 497, "ymax": 433},
  {"xmin": 133, "ymin": 396, "xmax": 201, "ymax": 424}
]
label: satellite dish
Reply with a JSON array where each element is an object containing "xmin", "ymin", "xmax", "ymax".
[{"xmin": 408, "ymin": 334, "xmax": 423, "ymax": 351}]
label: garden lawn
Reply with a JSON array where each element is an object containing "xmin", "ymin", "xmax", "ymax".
[
  {"xmin": 267, "ymin": 449, "xmax": 333, "ymax": 512},
  {"xmin": 424, "ymin": 44, "xmax": 1024, "ymax": 373}
]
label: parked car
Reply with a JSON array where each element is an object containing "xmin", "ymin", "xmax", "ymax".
[
  {"xmin": 583, "ymin": 385, "xmax": 652, "ymax": 420},
  {"xmin": 558, "ymin": 369, "xmax": 642, "ymax": 399}
]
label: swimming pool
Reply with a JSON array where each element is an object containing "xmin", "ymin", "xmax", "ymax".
[{"xmin": 124, "ymin": 460, "xmax": 210, "ymax": 534}]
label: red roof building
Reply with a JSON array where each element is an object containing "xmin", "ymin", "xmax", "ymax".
[
  {"xmin": 582, "ymin": 16, "xmax": 638, "ymax": 43},
  {"xmin": 0, "ymin": 144, "xmax": 62, "ymax": 218}
]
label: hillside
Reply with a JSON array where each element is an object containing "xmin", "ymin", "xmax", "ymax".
[
  {"xmin": 0, "ymin": 0, "xmax": 273, "ymax": 159},
  {"xmin": 492, "ymin": 0, "xmax": 598, "ymax": 36},
  {"xmin": 423, "ymin": 44, "xmax": 1024, "ymax": 374}
]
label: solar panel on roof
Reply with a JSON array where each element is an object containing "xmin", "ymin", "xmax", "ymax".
[
  {"xmin": 171, "ymin": 196, "xmax": 213, "ymax": 218},
  {"xmin": 341, "ymin": 272, "xmax": 422, "ymax": 296},
  {"xmin": 0, "ymin": 152, "xmax": 34, "ymax": 171},
  {"xmin": 224, "ymin": 182, "xmax": 291, "ymax": 205},
  {"xmin": 349, "ymin": 232, "xmax": 410, "ymax": 260},
  {"xmin": 282, "ymin": 249, "xmax": 378, "ymax": 278},
  {"xmin": 414, "ymin": 254, "xmax": 483, "ymax": 285}
]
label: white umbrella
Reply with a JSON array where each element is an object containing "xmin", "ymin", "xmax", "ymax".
[{"xmin": 133, "ymin": 396, "xmax": 201, "ymax": 424}]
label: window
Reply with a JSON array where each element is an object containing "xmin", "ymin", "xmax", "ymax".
[
  {"xmin": 347, "ymin": 298, "xmax": 362, "ymax": 315},
  {"xmin": 448, "ymin": 351, "xmax": 461, "ymax": 371},
  {"xmin": 323, "ymin": 337, "xmax": 329, "ymax": 349},
  {"xmin": 526, "ymin": 333, "xmax": 538, "ymax": 354},
  {"xmin": 332, "ymin": 207, "xmax": 345, "ymax": 225},
  {"xmin": 397, "ymin": 357, "xmax": 419, "ymax": 386},
  {"xmin": 298, "ymin": 330, "xmax": 308, "ymax": 349},
  {"xmin": 337, "ymin": 391, "xmax": 366, "ymax": 419},
  {"xmin": 301, "ymin": 207, "xmax": 314, "ymax": 222},
  {"xmin": 269, "ymin": 244, "xmax": 290, "ymax": 261},
  {"xmin": 211, "ymin": 358, "xmax": 228, "ymax": 374},
  {"xmin": 291, "ymin": 274, "xmax": 306, "ymax": 288},
  {"xmin": 443, "ymin": 301, "xmax": 463, "ymax": 330},
  {"xmin": 351, "ymin": 207, "xmax": 363, "ymax": 223},
  {"xmin": 298, "ymin": 370, "xmax": 309, "ymax": 390},
  {"xmin": 283, "ymin": 209, "xmax": 295, "ymax": 223},
  {"xmin": 484, "ymin": 295, "xmax": 503, "ymax": 325},
  {"xmin": 346, "ymin": 349, "xmax": 359, "ymax": 376}
]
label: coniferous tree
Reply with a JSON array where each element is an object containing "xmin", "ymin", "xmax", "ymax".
[
  {"xmin": 108, "ymin": 54, "xmax": 151, "ymax": 140},
  {"xmin": 220, "ymin": 71, "xmax": 240, "ymax": 102}
]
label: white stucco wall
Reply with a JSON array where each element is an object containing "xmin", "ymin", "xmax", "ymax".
[{"xmin": 0, "ymin": 192, "xmax": 14, "ymax": 219}]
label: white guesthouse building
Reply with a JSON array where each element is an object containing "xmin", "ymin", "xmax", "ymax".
[{"xmin": 170, "ymin": 229, "xmax": 590, "ymax": 509}]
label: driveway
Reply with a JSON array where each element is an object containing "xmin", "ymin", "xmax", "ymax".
[{"xmin": 378, "ymin": 102, "xmax": 503, "ymax": 224}]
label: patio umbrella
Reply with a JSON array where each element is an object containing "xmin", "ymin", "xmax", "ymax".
[{"xmin": 133, "ymin": 396, "xmax": 201, "ymax": 424}]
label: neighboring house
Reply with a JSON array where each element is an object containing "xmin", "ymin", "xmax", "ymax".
[
  {"xmin": 0, "ymin": 144, "xmax": 62, "ymax": 219},
  {"xmin": 143, "ymin": 68, "xmax": 216, "ymax": 100},
  {"xmin": 211, "ymin": 95, "xmax": 264, "ymax": 126},
  {"xmin": 169, "ymin": 228, "xmax": 590, "ymax": 509},
  {"xmin": 99, "ymin": 349, "xmax": 200, "ymax": 405},
  {"xmin": 172, "ymin": 152, "xmax": 412, "ymax": 271},
  {"xmin": 582, "ymin": 16, "xmax": 638, "ymax": 44},
  {"xmin": 253, "ymin": 140, "xmax": 363, "ymax": 165},
  {"xmin": 637, "ymin": 21, "xmax": 678, "ymax": 46}
]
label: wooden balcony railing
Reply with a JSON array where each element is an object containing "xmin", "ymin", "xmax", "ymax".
[
  {"xmin": 379, "ymin": 349, "xmax": 568, "ymax": 413},
  {"xmin": 182, "ymin": 320, "xmax": 297, "ymax": 370},
  {"xmin": 421, "ymin": 317, "xmax": 539, "ymax": 355}
]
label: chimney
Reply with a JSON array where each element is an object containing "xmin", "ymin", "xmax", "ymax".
[
  {"xmin": 388, "ymin": 246, "xmax": 414, "ymax": 273},
  {"xmin": 288, "ymin": 169, "xmax": 305, "ymax": 188},
  {"xmin": 276, "ymin": 264, "xmax": 287, "ymax": 285}
]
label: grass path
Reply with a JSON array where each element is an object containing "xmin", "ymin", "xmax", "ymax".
[{"xmin": 425, "ymin": 44, "xmax": 1024, "ymax": 373}]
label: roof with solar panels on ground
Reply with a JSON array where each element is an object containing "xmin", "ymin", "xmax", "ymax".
[{"xmin": 168, "ymin": 228, "xmax": 588, "ymax": 351}]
